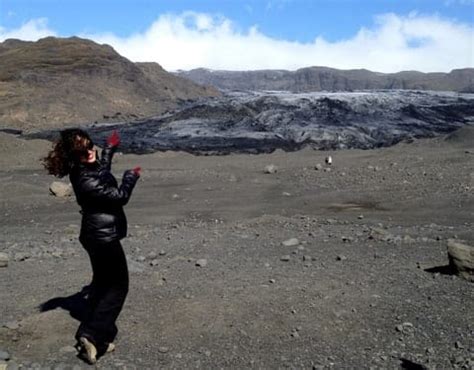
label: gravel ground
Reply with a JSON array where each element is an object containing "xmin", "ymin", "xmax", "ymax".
[{"xmin": 0, "ymin": 131, "xmax": 473, "ymax": 369}]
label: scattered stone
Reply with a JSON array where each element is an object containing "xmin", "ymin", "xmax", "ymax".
[
  {"xmin": 447, "ymin": 239, "xmax": 474, "ymax": 281},
  {"xmin": 455, "ymin": 341, "xmax": 464, "ymax": 349},
  {"xmin": 0, "ymin": 350, "xmax": 10, "ymax": 361},
  {"xmin": 137, "ymin": 256, "xmax": 146, "ymax": 262},
  {"xmin": 314, "ymin": 163, "xmax": 323, "ymax": 171},
  {"xmin": 280, "ymin": 255, "xmax": 291, "ymax": 262},
  {"xmin": 128, "ymin": 260, "xmax": 145, "ymax": 274},
  {"xmin": 336, "ymin": 255, "xmax": 347, "ymax": 261},
  {"xmin": 147, "ymin": 252, "xmax": 158, "ymax": 260},
  {"xmin": 150, "ymin": 259, "xmax": 159, "ymax": 266},
  {"xmin": 49, "ymin": 181, "xmax": 73, "ymax": 197},
  {"xmin": 282, "ymin": 238, "xmax": 299, "ymax": 247},
  {"xmin": 264, "ymin": 164, "xmax": 278, "ymax": 174},
  {"xmin": 13, "ymin": 252, "xmax": 30, "ymax": 262},
  {"xmin": 369, "ymin": 227, "xmax": 393, "ymax": 242},
  {"xmin": 0, "ymin": 253, "xmax": 8, "ymax": 268},
  {"xmin": 158, "ymin": 346, "xmax": 169, "ymax": 354},
  {"xmin": 290, "ymin": 329, "xmax": 300, "ymax": 338},
  {"xmin": 3, "ymin": 321, "xmax": 19, "ymax": 330},
  {"xmin": 396, "ymin": 322, "xmax": 414, "ymax": 333},
  {"xmin": 269, "ymin": 279, "xmax": 276, "ymax": 284},
  {"xmin": 325, "ymin": 156, "xmax": 332, "ymax": 165},
  {"xmin": 59, "ymin": 345, "xmax": 77, "ymax": 353},
  {"xmin": 196, "ymin": 259, "xmax": 207, "ymax": 267},
  {"xmin": 159, "ymin": 250, "xmax": 167, "ymax": 256}
]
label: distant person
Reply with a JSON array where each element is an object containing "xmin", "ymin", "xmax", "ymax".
[{"xmin": 43, "ymin": 129, "xmax": 141, "ymax": 364}]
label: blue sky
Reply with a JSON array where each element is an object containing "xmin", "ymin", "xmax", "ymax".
[{"xmin": 0, "ymin": 0, "xmax": 473, "ymax": 72}]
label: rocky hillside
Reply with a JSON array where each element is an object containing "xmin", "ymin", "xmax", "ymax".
[
  {"xmin": 175, "ymin": 67, "xmax": 474, "ymax": 93},
  {"xmin": 0, "ymin": 37, "xmax": 219, "ymax": 132}
]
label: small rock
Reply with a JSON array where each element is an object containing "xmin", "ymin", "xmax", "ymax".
[
  {"xmin": 447, "ymin": 239, "xmax": 474, "ymax": 282},
  {"xmin": 325, "ymin": 156, "xmax": 332, "ymax": 165},
  {"xmin": 290, "ymin": 330, "xmax": 300, "ymax": 338},
  {"xmin": 282, "ymin": 238, "xmax": 299, "ymax": 247},
  {"xmin": 336, "ymin": 255, "xmax": 347, "ymax": 261},
  {"xmin": 159, "ymin": 250, "xmax": 167, "ymax": 256},
  {"xmin": 128, "ymin": 260, "xmax": 145, "ymax": 274},
  {"xmin": 0, "ymin": 350, "xmax": 10, "ymax": 361},
  {"xmin": 149, "ymin": 259, "xmax": 159, "ymax": 266},
  {"xmin": 195, "ymin": 259, "xmax": 207, "ymax": 267},
  {"xmin": 455, "ymin": 341, "xmax": 464, "ymax": 349},
  {"xmin": 264, "ymin": 164, "xmax": 278, "ymax": 174},
  {"xmin": 13, "ymin": 252, "xmax": 30, "ymax": 262},
  {"xmin": 3, "ymin": 321, "xmax": 19, "ymax": 330},
  {"xmin": 452, "ymin": 356, "xmax": 465, "ymax": 365},
  {"xmin": 147, "ymin": 252, "xmax": 158, "ymax": 260},
  {"xmin": 158, "ymin": 346, "xmax": 169, "ymax": 353},
  {"xmin": 314, "ymin": 164, "xmax": 323, "ymax": 171},
  {"xmin": 269, "ymin": 279, "xmax": 276, "ymax": 284},
  {"xmin": 59, "ymin": 345, "xmax": 77, "ymax": 353},
  {"xmin": 280, "ymin": 255, "xmax": 291, "ymax": 262},
  {"xmin": 49, "ymin": 181, "xmax": 73, "ymax": 197},
  {"xmin": 0, "ymin": 253, "xmax": 8, "ymax": 268}
]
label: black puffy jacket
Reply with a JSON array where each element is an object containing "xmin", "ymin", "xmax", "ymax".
[{"xmin": 69, "ymin": 146, "xmax": 139, "ymax": 245}]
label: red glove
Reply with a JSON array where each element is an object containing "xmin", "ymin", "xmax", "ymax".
[
  {"xmin": 107, "ymin": 130, "xmax": 120, "ymax": 147},
  {"xmin": 132, "ymin": 166, "xmax": 141, "ymax": 176}
]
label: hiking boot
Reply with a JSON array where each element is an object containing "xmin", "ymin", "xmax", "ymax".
[{"xmin": 79, "ymin": 337, "xmax": 97, "ymax": 364}]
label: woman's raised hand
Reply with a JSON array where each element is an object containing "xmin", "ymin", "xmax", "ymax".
[
  {"xmin": 132, "ymin": 166, "xmax": 141, "ymax": 176},
  {"xmin": 107, "ymin": 130, "xmax": 121, "ymax": 147}
]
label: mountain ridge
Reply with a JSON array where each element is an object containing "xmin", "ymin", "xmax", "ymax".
[{"xmin": 175, "ymin": 66, "xmax": 474, "ymax": 93}]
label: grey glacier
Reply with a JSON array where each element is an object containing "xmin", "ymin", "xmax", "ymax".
[{"xmin": 27, "ymin": 89, "xmax": 474, "ymax": 155}]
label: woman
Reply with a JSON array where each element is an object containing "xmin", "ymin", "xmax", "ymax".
[{"xmin": 43, "ymin": 128, "xmax": 140, "ymax": 364}]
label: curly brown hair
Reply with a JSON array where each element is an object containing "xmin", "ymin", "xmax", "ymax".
[{"xmin": 43, "ymin": 129, "xmax": 93, "ymax": 177}]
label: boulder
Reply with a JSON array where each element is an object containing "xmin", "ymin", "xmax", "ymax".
[
  {"xmin": 49, "ymin": 181, "xmax": 73, "ymax": 197},
  {"xmin": 0, "ymin": 253, "xmax": 8, "ymax": 268},
  {"xmin": 264, "ymin": 165, "xmax": 278, "ymax": 174},
  {"xmin": 447, "ymin": 239, "xmax": 474, "ymax": 282}
]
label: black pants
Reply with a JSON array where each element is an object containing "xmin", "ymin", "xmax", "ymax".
[{"xmin": 76, "ymin": 239, "xmax": 129, "ymax": 351}]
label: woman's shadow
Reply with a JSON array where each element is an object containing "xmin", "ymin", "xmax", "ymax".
[{"xmin": 38, "ymin": 284, "xmax": 92, "ymax": 322}]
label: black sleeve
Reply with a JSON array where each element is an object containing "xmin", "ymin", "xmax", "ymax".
[
  {"xmin": 77, "ymin": 170, "xmax": 139, "ymax": 206},
  {"xmin": 100, "ymin": 145, "xmax": 117, "ymax": 172}
]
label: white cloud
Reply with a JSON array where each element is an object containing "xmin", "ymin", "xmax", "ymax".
[
  {"xmin": 1, "ymin": 12, "xmax": 472, "ymax": 73},
  {"xmin": 85, "ymin": 12, "xmax": 474, "ymax": 72},
  {"xmin": 0, "ymin": 18, "xmax": 56, "ymax": 41}
]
